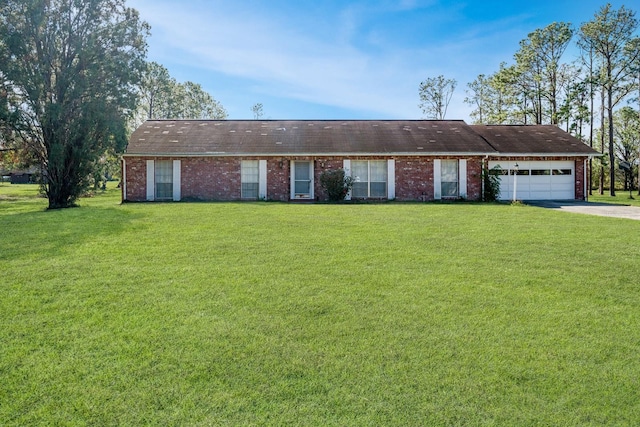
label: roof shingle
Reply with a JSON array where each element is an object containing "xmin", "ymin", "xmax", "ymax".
[
  {"xmin": 125, "ymin": 120, "xmax": 599, "ymax": 157},
  {"xmin": 471, "ymin": 125, "xmax": 597, "ymax": 155}
]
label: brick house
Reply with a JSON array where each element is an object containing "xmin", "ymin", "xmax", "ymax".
[{"xmin": 122, "ymin": 120, "xmax": 599, "ymax": 203}]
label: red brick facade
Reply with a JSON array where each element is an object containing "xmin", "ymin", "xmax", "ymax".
[{"xmin": 123, "ymin": 155, "xmax": 490, "ymax": 202}]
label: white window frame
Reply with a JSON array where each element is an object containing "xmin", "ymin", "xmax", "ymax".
[
  {"xmin": 146, "ymin": 159, "xmax": 181, "ymax": 201},
  {"xmin": 350, "ymin": 160, "xmax": 388, "ymax": 199},
  {"xmin": 434, "ymin": 159, "xmax": 466, "ymax": 200},
  {"xmin": 241, "ymin": 160, "xmax": 260, "ymax": 199},
  {"xmin": 440, "ymin": 159, "xmax": 459, "ymax": 198}
]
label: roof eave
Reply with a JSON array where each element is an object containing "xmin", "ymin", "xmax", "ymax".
[
  {"xmin": 487, "ymin": 152, "xmax": 600, "ymax": 158},
  {"xmin": 123, "ymin": 151, "xmax": 496, "ymax": 158}
]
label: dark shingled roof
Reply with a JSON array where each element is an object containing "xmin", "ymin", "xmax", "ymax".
[
  {"xmin": 126, "ymin": 120, "xmax": 494, "ymax": 156},
  {"xmin": 125, "ymin": 120, "xmax": 599, "ymax": 157},
  {"xmin": 471, "ymin": 125, "xmax": 597, "ymax": 155}
]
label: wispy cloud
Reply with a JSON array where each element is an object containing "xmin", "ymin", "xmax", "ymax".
[
  {"xmin": 134, "ymin": 0, "xmax": 437, "ymax": 117},
  {"xmin": 128, "ymin": 0, "xmax": 580, "ymax": 119}
]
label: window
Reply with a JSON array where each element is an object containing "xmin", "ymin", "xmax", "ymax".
[
  {"xmin": 531, "ymin": 169, "xmax": 551, "ymax": 176},
  {"xmin": 553, "ymin": 169, "xmax": 572, "ymax": 175},
  {"xmin": 441, "ymin": 160, "xmax": 458, "ymax": 197},
  {"xmin": 155, "ymin": 160, "xmax": 173, "ymax": 199},
  {"xmin": 241, "ymin": 160, "xmax": 259, "ymax": 199},
  {"xmin": 351, "ymin": 160, "xmax": 387, "ymax": 198}
]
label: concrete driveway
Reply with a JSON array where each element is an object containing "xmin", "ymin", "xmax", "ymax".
[{"xmin": 526, "ymin": 200, "xmax": 640, "ymax": 220}]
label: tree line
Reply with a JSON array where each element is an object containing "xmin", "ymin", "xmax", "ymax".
[{"xmin": 420, "ymin": 3, "xmax": 640, "ymax": 196}]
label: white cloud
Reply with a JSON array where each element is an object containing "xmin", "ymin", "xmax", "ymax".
[
  {"xmin": 128, "ymin": 0, "xmax": 543, "ymax": 120},
  {"xmin": 133, "ymin": 1, "xmax": 433, "ymax": 117}
]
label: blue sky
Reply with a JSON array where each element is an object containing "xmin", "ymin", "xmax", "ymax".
[{"xmin": 127, "ymin": 0, "xmax": 634, "ymax": 121}]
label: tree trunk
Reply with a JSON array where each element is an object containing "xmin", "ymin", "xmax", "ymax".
[
  {"xmin": 608, "ymin": 79, "xmax": 615, "ymax": 196},
  {"xmin": 599, "ymin": 86, "xmax": 605, "ymax": 195},
  {"xmin": 588, "ymin": 48, "xmax": 594, "ymax": 196}
]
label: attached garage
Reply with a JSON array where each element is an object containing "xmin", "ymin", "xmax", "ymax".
[
  {"xmin": 488, "ymin": 160, "xmax": 576, "ymax": 201},
  {"xmin": 472, "ymin": 125, "xmax": 598, "ymax": 201}
]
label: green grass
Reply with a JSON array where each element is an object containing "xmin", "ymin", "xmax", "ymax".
[
  {"xmin": 2, "ymin": 183, "xmax": 640, "ymax": 426},
  {"xmin": 588, "ymin": 189, "xmax": 640, "ymax": 207}
]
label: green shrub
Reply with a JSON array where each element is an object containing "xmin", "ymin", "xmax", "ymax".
[
  {"xmin": 483, "ymin": 165, "xmax": 501, "ymax": 202},
  {"xmin": 319, "ymin": 168, "xmax": 354, "ymax": 202}
]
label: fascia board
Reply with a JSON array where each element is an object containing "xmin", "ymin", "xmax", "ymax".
[{"xmin": 122, "ymin": 151, "xmax": 495, "ymax": 158}]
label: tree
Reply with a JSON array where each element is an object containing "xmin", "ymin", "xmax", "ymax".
[
  {"xmin": 576, "ymin": 40, "xmax": 600, "ymax": 195},
  {"xmin": 485, "ymin": 63, "xmax": 522, "ymax": 124},
  {"xmin": 626, "ymin": 38, "xmax": 640, "ymax": 194},
  {"xmin": 418, "ymin": 75, "xmax": 456, "ymax": 119},
  {"xmin": 251, "ymin": 103, "xmax": 264, "ymax": 120},
  {"xmin": 557, "ymin": 67, "xmax": 590, "ymax": 138},
  {"xmin": 612, "ymin": 106, "xmax": 639, "ymax": 191},
  {"xmin": 0, "ymin": 0, "xmax": 149, "ymax": 208},
  {"xmin": 136, "ymin": 62, "xmax": 175, "ymax": 123},
  {"xmin": 174, "ymin": 81, "xmax": 227, "ymax": 120},
  {"xmin": 515, "ymin": 22, "xmax": 574, "ymax": 125},
  {"xmin": 134, "ymin": 63, "xmax": 227, "ymax": 126},
  {"xmin": 465, "ymin": 74, "xmax": 491, "ymax": 124},
  {"xmin": 580, "ymin": 4, "xmax": 640, "ymax": 195}
]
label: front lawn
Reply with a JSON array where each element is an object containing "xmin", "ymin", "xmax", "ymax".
[{"xmin": 1, "ymin": 184, "xmax": 639, "ymax": 425}]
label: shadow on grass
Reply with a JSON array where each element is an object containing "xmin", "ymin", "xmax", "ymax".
[{"xmin": 0, "ymin": 204, "xmax": 144, "ymax": 261}]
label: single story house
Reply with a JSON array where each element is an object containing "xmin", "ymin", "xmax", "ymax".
[{"xmin": 122, "ymin": 120, "xmax": 599, "ymax": 203}]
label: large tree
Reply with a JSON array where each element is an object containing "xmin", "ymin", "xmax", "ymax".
[
  {"xmin": 580, "ymin": 4, "xmax": 640, "ymax": 196},
  {"xmin": 174, "ymin": 81, "xmax": 227, "ymax": 120},
  {"xmin": 515, "ymin": 22, "xmax": 574, "ymax": 125},
  {"xmin": 134, "ymin": 62, "xmax": 227, "ymax": 128},
  {"xmin": 464, "ymin": 74, "xmax": 491, "ymax": 124},
  {"xmin": 418, "ymin": 75, "xmax": 456, "ymax": 120},
  {"xmin": 137, "ymin": 61, "xmax": 175, "ymax": 123},
  {"xmin": 0, "ymin": 0, "xmax": 148, "ymax": 208},
  {"xmin": 626, "ymin": 38, "xmax": 640, "ymax": 194},
  {"xmin": 612, "ymin": 106, "xmax": 640, "ymax": 191}
]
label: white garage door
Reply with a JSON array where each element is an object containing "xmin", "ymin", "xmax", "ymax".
[{"xmin": 488, "ymin": 161, "xmax": 575, "ymax": 200}]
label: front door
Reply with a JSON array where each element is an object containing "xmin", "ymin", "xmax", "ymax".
[{"xmin": 291, "ymin": 161, "xmax": 313, "ymax": 199}]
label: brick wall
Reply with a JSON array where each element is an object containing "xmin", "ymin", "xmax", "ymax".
[
  {"xmin": 182, "ymin": 157, "xmax": 239, "ymax": 200},
  {"xmin": 575, "ymin": 158, "xmax": 586, "ymax": 200},
  {"xmin": 123, "ymin": 155, "xmax": 488, "ymax": 202},
  {"xmin": 267, "ymin": 157, "xmax": 291, "ymax": 202},
  {"xmin": 123, "ymin": 158, "xmax": 147, "ymax": 201},
  {"xmin": 395, "ymin": 157, "xmax": 432, "ymax": 200}
]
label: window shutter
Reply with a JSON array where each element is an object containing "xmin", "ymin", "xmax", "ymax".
[
  {"xmin": 459, "ymin": 159, "xmax": 467, "ymax": 198},
  {"xmin": 259, "ymin": 160, "xmax": 267, "ymax": 199},
  {"xmin": 387, "ymin": 159, "xmax": 395, "ymax": 199},
  {"xmin": 343, "ymin": 160, "xmax": 351, "ymax": 201},
  {"xmin": 172, "ymin": 160, "xmax": 181, "ymax": 201},
  {"xmin": 434, "ymin": 159, "xmax": 441, "ymax": 200},
  {"xmin": 146, "ymin": 160, "xmax": 155, "ymax": 201}
]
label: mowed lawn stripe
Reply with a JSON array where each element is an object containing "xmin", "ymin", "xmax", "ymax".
[{"xmin": 1, "ymin": 184, "xmax": 639, "ymax": 425}]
